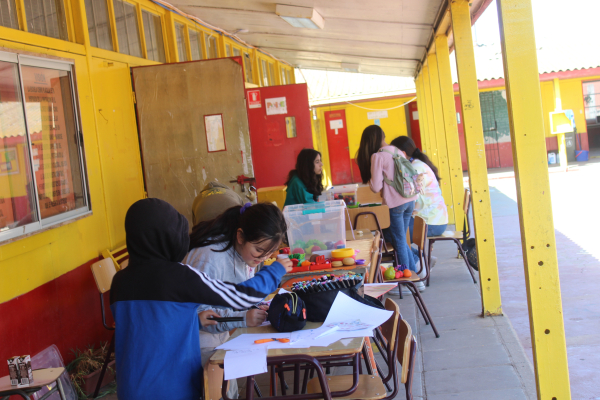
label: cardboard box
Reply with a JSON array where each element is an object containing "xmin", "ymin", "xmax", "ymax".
[
  {"xmin": 7, "ymin": 356, "xmax": 20, "ymax": 386},
  {"xmin": 17, "ymin": 355, "xmax": 33, "ymax": 386}
]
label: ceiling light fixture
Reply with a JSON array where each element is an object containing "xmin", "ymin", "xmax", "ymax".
[
  {"xmin": 341, "ymin": 63, "xmax": 359, "ymax": 73},
  {"xmin": 276, "ymin": 4, "xmax": 324, "ymax": 30}
]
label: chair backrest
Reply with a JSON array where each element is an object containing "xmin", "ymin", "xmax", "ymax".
[
  {"xmin": 101, "ymin": 245, "xmax": 129, "ymax": 271},
  {"xmin": 463, "ymin": 189, "xmax": 472, "ymax": 239},
  {"xmin": 397, "ymin": 319, "xmax": 413, "ymax": 384},
  {"xmin": 347, "ymin": 205, "xmax": 391, "ymax": 232},
  {"xmin": 368, "ymin": 231, "xmax": 382, "ymax": 284},
  {"xmin": 380, "ymin": 298, "xmax": 400, "ymax": 353},
  {"xmin": 463, "ymin": 188, "xmax": 471, "ymax": 215},
  {"xmin": 91, "ymin": 258, "xmax": 118, "ymax": 294},
  {"xmin": 357, "ymin": 186, "xmax": 383, "ymax": 204},
  {"xmin": 411, "ymin": 215, "xmax": 427, "ymax": 251}
]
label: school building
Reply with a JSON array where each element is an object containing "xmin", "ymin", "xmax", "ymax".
[{"xmin": 0, "ymin": 0, "xmax": 574, "ymax": 398}]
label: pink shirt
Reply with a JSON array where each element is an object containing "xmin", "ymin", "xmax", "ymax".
[{"xmin": 369, "ymin": 145, "xmax": 417, "ymax": 209}]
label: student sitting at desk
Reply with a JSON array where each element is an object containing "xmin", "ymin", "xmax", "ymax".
[
  {"xmin": 284, "ymin": 148, "xmax": 324, "ymax": 206},
  {"xmin": 183, "ymin": 202, "xmax": 291, "ymax": 398},
  {"xmin": 110, "ymin": 199, "xmax": 291, "ymax": 400}
]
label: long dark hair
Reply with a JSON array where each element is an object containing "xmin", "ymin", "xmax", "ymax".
[
  {"xmin": 285, "ymin": 148, "xmax": 323, "ymax": 202},
  {"xmin": 390, "ymin": 136, "xmax": 441, "ymax": 181},
  {"xmin": 356, "ymin": 125, "xmax": 385, "ymax": 183},
  {"xmin": 189, "ymin": 202, "xmax": 287, "ymax": 257}
]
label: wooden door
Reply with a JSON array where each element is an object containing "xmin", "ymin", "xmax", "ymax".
[
  {"xmin": 131, "ymin": 58, "xmax": 254, "ymax": 224},
  {"xmin": 245, "ymin": 83, "xmax": 313, "ymax": 189},
  {"xmin": 325, "ymin": 110, "xmax": 353, "ymax": 184}
]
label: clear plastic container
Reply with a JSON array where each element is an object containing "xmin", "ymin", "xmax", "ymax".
[
  {"xmin": 332, "ymin": 184, "xmax": 358, "ymax": 207},
  {"xmin": 283, "ymin": 200, "xmax": 347, "ymax": 256},
  {"xmin": 317, "ymin": 187, "xmax": 333, "ymax": 202},
  {"xmin": 31, "ymin": 345, "xmax": 77, "ymax": 400}
]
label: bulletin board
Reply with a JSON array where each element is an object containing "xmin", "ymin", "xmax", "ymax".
[{"xmin": 131, "ymin": 58, "xmax": 254, "ymax": 225}]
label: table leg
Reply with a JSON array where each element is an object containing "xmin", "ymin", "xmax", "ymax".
[{"xmin": 245, "ymin": 376, "xmax": 255, "ymax": 400}]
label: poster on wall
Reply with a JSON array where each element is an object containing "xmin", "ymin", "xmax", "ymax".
[
  {"xmin": 204, "ymin": 114, "xmax": 227, "ymax": 152},
  {"xmin": 265, "ymin": 97, "xmax": 287, "ymax": 115},
  {"xmin": 247, "ymin": 90, "xmax": 261, "ymax": 109}
]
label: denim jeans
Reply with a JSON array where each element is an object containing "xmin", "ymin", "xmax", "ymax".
[
  {"xmin": 409, "ymin": 217, "xmax": 447, "ymax": 239},
  {"xmin": 387, "ymin": 201, "xmax": 417, "ymax": 272}
]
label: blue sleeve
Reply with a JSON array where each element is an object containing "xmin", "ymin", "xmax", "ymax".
[{"xmin": 238, "ymin": 262, "xmax": 286, "ymax": 293}]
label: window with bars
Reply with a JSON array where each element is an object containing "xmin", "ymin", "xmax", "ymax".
[
  {"xmin": 23, "ymin": 0, "xmax": 68, "ymax": 40},
  {"xmin": 113, "ymin": 0, "xmax": 141, "ymax": 57},
  {"xmin": 141, "ymin": 10, "xmax": 165, "ymax": 62},
  {"xmin": 233, "ymin": 48, "xmax": 240, "ymax": 57},
  {"xmin": 174, "ymin": 21, "xmax": 188, "ymax": 61},
  {"xmin": 0, "ymin": 0, "xmax": 19, "ymax": 29},
  {"xmin": 189, "ymin": 29, "xmax": 202, "ymax": 61},
  {"xmin": 225, "ymin": 44, "xmax": 231, "ymax": 57},
  {"xmin": 261, "ymin": 59, "xmax": 269, "ymax": 86},
  {"xmin": 243, "ymin": 52, "xmax": 252, "ymax": 83},
  {"xmin": 281, "ymin": 68, "xmax": 287, "ymax": 85},
  {"xmin": 583, "ymin": 81, "xmax": 600, "ymax": 126},
  {"xmin": 0, "ymin": 52, "xmax": 90, "ymax": 242},
  {"xmin": 84, "ymin": 0, "xmax": 112, "ymax": 50},
  {"xmin": 205, "ymin": 34, "xmax": 217, "ymax": 58},
  {"xmin": 286, "ymin": 69, "xmax": 292, "ymax": 85}
]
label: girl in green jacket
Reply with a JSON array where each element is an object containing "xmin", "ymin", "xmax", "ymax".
[{"xmin": 284, "ymin": 149, "xmax": 324, "ymax": 206}]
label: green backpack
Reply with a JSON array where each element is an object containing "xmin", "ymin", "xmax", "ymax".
[{"xmin": 378, "ymin": 148, "xmax": 420, "ymax": 198}]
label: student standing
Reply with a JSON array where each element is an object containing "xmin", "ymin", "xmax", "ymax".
[
  {"xmin": 284, "ymin": 148, "xmax": 324, "ymax": 206},
  {"xmin": 356, "ymin": 126, "xmax": 421, "ymax": 283}
]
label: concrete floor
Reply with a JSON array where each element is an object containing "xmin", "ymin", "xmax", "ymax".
[{"xmin": 483, "ymin": 156, "xmax": 600, "ymax": 400}]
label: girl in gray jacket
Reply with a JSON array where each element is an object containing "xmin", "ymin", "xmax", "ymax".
[{"xmin": 183, "ymin": 202, "xmax": 290, "ymax": 398}]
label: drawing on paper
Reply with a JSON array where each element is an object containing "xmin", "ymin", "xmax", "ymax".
[{"xmin": 326, "ymin": 320, "xmax": 370, "ymax": 331}]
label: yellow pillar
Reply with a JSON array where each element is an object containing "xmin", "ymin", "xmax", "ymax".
[
  {"xmin": 496, "ymin": 0, "xmax": 571, "ymax": 398},
  {"xmin": 450, "ymin": 0, "xmax": 502, "ymax": 316},
  {"xmin": 415, "ymin": 73, "xmax": 429, "ymax": 155},
  {"xmin": 422, "ymin": 64, "xmax": 439, "ymax": 167},
  {"xmin": 427, "ymin": 53, "xmax": 455, "ymax": 225},
  {"xmin": 553, "ymin": 78, "xmax": 568, "ymax": 169},
  {"xmin": 435, "ymin": 34, "xmax": 466, "ymax": 226}
]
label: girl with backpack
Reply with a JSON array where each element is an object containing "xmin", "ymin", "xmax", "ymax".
[
  {"xmin": 183, "ymin": 202, "xmax": 292, "ymax": 398},
  {"xmin": 356, "ymin": 126, "xmax": 422, "ymax": 287},
  {"xmin": 390, "ymin": 136, "xmax": 448, "ymax": 240}
]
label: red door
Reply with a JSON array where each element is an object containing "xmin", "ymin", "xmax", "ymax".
[
  {"xmin": 245, "ymin": 83, "xmax": 313, "ymax": 189},
  {"xmin": 325, "ymin": 110, "xmax": 353, "ymax": 185},
  {"xmin": 407, "ymin": 101, "xmax": 422, "ymax": 150}
]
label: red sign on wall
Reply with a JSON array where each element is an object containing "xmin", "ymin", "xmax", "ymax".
[{"xmin": 247, "ymin": 90, "xmax": 261, "ymax": 109}]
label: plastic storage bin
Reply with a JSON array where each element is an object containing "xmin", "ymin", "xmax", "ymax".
[
  {"xmin": 283, "ymin": 200, "xmax": 347, "ymax": 256},
  {"xmin": 332, "ymin": 184, "xmax": 358, "ymax": 208},
  {"xmin": 317, "ymin": 187, "xmax": 333, "ymax": 202}
]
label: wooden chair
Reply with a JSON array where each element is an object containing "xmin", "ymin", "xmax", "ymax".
[
  {"xmin": 90, "ymin": 259, "xmax": 117, "ymax": 398},
  {"xmin": 426, "ymin": 189, "xmax": 477, "ymax": 286},
  {"xmin": 385, "ymin": 216, "xmax": 439, "ymax": 338},
  {"xmin": 305, "ymin": 298, "xmax": 401, "ymax": 400},
  {"xmin": 102, "ymin": 245, "xmax": 129, "ymax": 270}
]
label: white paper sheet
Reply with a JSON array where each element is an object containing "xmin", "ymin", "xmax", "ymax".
[
  {"xmin": 323, "ymin": 292, "xmax": 393, "ymax": 337},
  {"xmin": 224, "ymin": 347, "xmax": 268, "ymax": 380}
]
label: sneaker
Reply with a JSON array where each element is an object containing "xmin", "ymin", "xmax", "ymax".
[{"xmin": 430, "ymin": 256, "xmax": 438, "ymax": 269}]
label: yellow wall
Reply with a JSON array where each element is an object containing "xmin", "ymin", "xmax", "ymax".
[
  {"xmin": 0, "ymin": 0, "xmax": 293, "ymax": 303},
  {"xmin": 311, "ymin": 96, "xmax": 413, "ymax": 183}
]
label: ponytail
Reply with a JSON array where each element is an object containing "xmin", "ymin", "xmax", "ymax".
[
  {"xmin": 189, "ymin": 203, "xmax": 287, "ymax": 256},
  {"xmin": 390, "ymin": 136, "xmax": 441, "ymax": 181}
]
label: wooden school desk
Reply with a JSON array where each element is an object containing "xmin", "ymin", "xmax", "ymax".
[
  {"xmin": 0, "ymin": 368, "xmax": 67, "ymax": 400},
  {"xmin": 210, "ymin": 322, "xmax": 368, "ymax": 400}
]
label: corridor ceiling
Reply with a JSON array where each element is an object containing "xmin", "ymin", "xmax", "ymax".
[{"xmin": 171, "ymin": 0, "xmax": 492, "ymax": 77}]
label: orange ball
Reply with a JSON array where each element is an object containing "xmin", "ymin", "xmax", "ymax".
[{"xmin": 403, "ymin": 269, "xmax": 412, "ymax": 278}]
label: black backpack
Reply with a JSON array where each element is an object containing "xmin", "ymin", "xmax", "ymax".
[
  {"xmin": 267, "ymin": 292, "xmax": 307, "ymax": 332},
  {"xmin": 462, "ymin": 238, "xmax": 478, "ymax": 271}
]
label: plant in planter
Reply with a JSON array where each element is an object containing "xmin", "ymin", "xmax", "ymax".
[{"xmin": 66, "ymin": 342, "xmax": 116, "ymax": 399}]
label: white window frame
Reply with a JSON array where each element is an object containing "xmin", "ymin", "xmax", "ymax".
[{"xmin": 0, "ymin": 52, "xmax": 91, "ymax": 243}]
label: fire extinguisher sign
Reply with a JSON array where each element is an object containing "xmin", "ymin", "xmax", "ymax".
[{"xmin": 247, "ymin": 90, "xmax": 261, "ymax": 109}]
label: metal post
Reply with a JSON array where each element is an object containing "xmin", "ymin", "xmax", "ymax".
[
  {"xmin": 450, "ymin": 0, "xmax": 502, "ymax": 316},
  {"xmin": 427, "ymin": 52, "xmax": 455, "ymax": 225},
  {"xmin": 496, "ymin": 0, "xmax": 571, "ymax": 397},
  {"xmin": 415, "ymin": 73, "xmax": 429, "ymax": 155},
  {"xmin": 422, "ymin": 64, "xmax": 439, "ymax": 167},
  {"xmin": 435, "ymin": 34, "xmax": 466, "ymax": 226}
]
